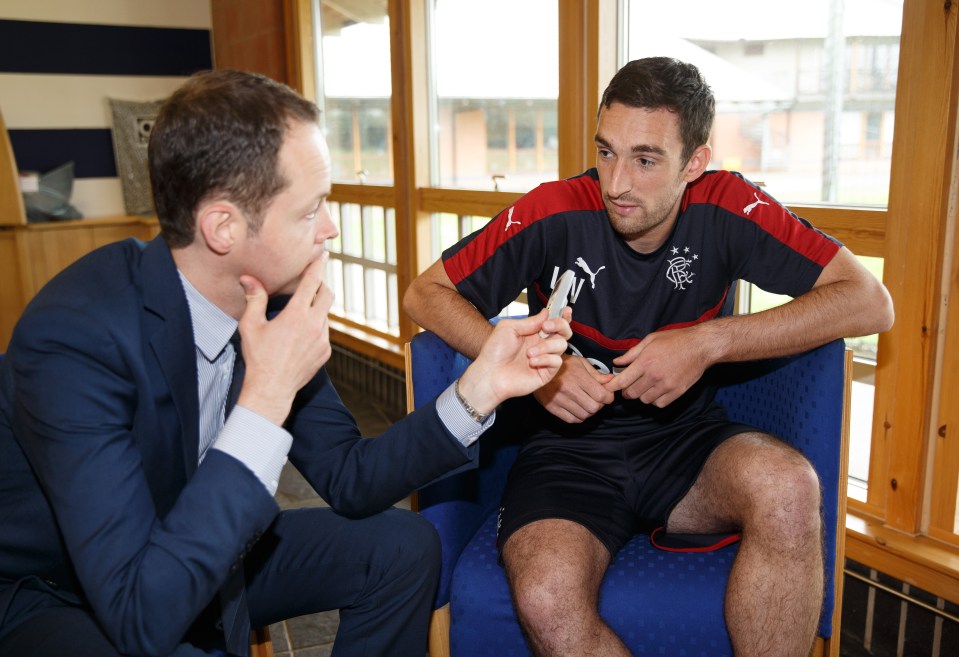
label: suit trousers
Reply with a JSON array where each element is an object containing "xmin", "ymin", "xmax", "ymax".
[{"xmin": 0, "ymin": 506, "xmax": 441, "ymax": 657}]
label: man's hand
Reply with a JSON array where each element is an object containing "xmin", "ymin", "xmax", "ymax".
[
  {"xmin": 531, "ymin": 355, "xmax": 615, "ymax": 423},
  {"xmin": 455, "ymin": 309, "xmax": 572, "ymax": 416},
  {"xmin": 605, "ymin": 327, "xmax": 712, "ymax": 408},
  {"xmin": 235, "ymin": 254, "xmax": 334, "ymax": 425}
]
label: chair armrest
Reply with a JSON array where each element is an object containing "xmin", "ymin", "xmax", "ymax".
[
  {"xmin": 407, "ymin": 331, "xmax": 518, "ymax": 606},
  {"xmin": 713, "ymin": 338, "xmax": 850, "ymax": 638},
  {"xmin": 417, "ymin": 442, "xmax": 518, "ymax": 606}
]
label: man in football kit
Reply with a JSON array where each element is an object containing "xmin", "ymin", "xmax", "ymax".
[{"xmin": 403, "ymin": 57, "xmax": 894, "ymax": 657}]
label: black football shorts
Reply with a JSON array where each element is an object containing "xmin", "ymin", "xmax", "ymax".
[{"xmin": 496, "ymin": 409, "xmax": 758, "ymax": 556}]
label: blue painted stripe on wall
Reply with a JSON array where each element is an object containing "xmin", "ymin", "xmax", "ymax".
[
  {"xmin": 9, "ymin": 129, "xmax": 118, "ymax": 178},
  {"xmin": 0, "ymin": 20, "xmax": 211, "ymax": 76}
]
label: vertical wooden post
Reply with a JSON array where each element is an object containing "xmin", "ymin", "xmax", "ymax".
[{"xmin": 870, "ymin": 0, "xmax": 959, "ymax": 532}]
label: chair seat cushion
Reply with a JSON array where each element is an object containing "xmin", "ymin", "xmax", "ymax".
[{"xmin": 450, "ymin": 512, "xmax": 738, "ymax": 656}]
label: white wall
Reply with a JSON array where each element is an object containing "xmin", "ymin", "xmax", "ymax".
[{"xmin": 0, "ymin": 0, "xmax": 212, "ymax": 218}]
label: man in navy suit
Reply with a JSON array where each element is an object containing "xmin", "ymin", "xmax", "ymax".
[{"xmin": 0, "ymin": 70, "xmax": 570, "ymax": 657}]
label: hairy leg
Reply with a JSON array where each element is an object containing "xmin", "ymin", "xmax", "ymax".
[
  {"xmin": 501, "ymin": 519, "xmax": 630, "ymax": 657},
  {"xmin": 668, "ymin": 432, "xmax": 824, "ymax": 657}
]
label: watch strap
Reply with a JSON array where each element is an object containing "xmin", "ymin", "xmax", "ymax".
[{"xmin": 454, "ymin": 379, "xmax": 491, "ymax": 423}]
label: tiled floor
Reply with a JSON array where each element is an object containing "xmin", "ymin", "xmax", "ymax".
[{"xmin": 267, "ymin": 382, "xmax": 403, "ymax": 657}]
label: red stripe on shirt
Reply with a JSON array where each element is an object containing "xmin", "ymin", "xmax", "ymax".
[
  {"xmin": 683, "ymin": 173, "xmax": 839, "ymax": 267},
  {"xmin": 564, "ymin": 286, "xmax": 731, "ymax": 351},
  {"xmin": 655, "ymin": 288, "xmax": 730, "ymax": 332},
  {"xmin": 444, "ymin": 173, "xmax": 605, "ymax": 285}
]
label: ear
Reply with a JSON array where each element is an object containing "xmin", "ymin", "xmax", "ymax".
[
  {"xmin": 683, "ymin": 144, "xmax": 712, "ymax": 182},
  {"xmin": 196, "ymin": 200, "xmax": 243, "ymax": 255}
]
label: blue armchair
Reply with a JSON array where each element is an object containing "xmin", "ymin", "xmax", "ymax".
[{"xmin": 405, "ymin": 333, "xmax": 850, "ymax": 657}]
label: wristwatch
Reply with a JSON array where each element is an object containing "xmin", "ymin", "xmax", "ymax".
[{"xmin": 454, "ymin": 379, "xmax": 491, "ymax": 423}]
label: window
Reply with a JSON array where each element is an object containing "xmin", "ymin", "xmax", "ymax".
[
  {"xmin": 317, "ymin": 1, "xmax": 393, "ymax": 184},
  {"xmin": 430, "ymin": 213, "xmax": 488, "ymax": 262},
  {"xmin": 624, "ymin": 0, "xmax": 901, "ymax": 206},
  {"xmin": 418, "ymin": 0, "xmax": 560, "ymax": 317},
  {"xmin": 314, "ymin": 0, "xmax": 399, "ymax": 340},
  {"xmin": 326, "ymin": 202, "xmax": 399, "ymax": 335},
  {"xmin": 427, "ymin": 0, "xmax": 559, "ymax": 192},
  {"xmin": 624, "ymin": 0, "xmax": 903, "ymax": 502}
]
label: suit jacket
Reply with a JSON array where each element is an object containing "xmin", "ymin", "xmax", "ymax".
[{"xmin": 0, "ymin": 237, "xmax": 476, "ymax": 655}]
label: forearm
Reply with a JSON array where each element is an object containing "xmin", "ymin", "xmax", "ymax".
[
  {"xmin": 609, "ymin": 252, "xmax": 893, "ymax": 408},
  {"xmin": 405, "ymin": 263, "xmax": 571, "ymax": 421},
  {"xmin": 288, "ymin": 385, "xmax": 477, "ymax": 517},
  {"xmin": 702, "ymin": 271, "xmax": 893, "ymax": 365},
  {"xmin": 404, "ymin": 272, "xmax": 494, "ymax": 360}
]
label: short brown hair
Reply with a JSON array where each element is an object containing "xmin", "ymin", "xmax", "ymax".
[
  {"xmin": 148, "ymin": 69, "xmax": 320, "ymax": 248},
  {"xmin": 600, "ymin": 57, "xmax": 715, "ymax": 164}
]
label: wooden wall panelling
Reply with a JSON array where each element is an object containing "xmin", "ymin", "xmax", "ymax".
[
  {"xmin": 91, "ymin": 222, "xmax": 156, "ymax": 249},
  {"xmin": 11, "ymin": 218, "xmax": 157, "ymax": 318},
  {"xmin": 791, "ymin": 206, "xmax": 887, "ymax": 260},
  {"xmin": 210, "ymin": 0, "xmax": 290, "ymax": 84},
  {"xmin": 284, "ymin": 0, "xmax": 315, "ymax": 97},
  {"xmin": 929, "ymin": 211, "xmax": 959, "ymax": 544},
  {"xmin": 18, "ymin": 225, "xmax": 98, "ymax": 297},
  {"xmin": 847, "ymin": 514, "xmax": 959, "ymax": 603}
]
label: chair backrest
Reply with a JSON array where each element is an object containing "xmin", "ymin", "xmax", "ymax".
[{"xmin": 407, "ymin": 322, "xmax": 517, "ymax": 531}]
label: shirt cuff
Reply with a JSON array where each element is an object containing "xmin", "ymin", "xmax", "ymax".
[
  {"xmin": 435, "ymin": 383, "xmax": 495, "ymax": 447},
  {"xmin": 212, "ymin": 406, "xmax": 294, "ymax": 496}
]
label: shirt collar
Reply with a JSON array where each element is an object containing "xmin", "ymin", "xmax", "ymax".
[{"xmin": 178, "ymin": 271, "xmax": 238, "ymax": 363}]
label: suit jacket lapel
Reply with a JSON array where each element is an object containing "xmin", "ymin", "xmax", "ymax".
[{"xmin": 139, "ymin": 238, "xmax": 201, "ymax": 479}]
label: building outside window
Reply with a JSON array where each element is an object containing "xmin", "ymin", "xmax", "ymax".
[
  {"xmin": 314, "ymin": 2, "xmax": 400, "ymax": 336},
  {"xmin": 428, "ymin": 0, "xmax": 558, "ymax": 192}
]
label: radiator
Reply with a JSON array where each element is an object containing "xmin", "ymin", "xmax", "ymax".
[
  {"xmin": 326, "ymin": 344, "xmax": 407, "ymax": 423},
  {"xmin": 841, "ymin": 559, "xmax": 959, "ymax": 656}
]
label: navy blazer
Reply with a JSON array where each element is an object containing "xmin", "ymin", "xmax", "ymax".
[{"xmin": 0, "ymin": 237, "xmax": 476, "ymax": 655}]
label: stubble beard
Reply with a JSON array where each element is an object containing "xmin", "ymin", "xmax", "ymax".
[{"xmin": 604, "ymin": 190, "xmax": 682, "ymax": 244}]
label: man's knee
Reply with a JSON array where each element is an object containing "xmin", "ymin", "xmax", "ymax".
[
  {"xmin": 379, "ymin": 509, "xmax": 441, "ymax": 577},
  {"xmin": 502, "ymin": 520, "xmax": 607, "ymax": 627},
  {"xmin": 507, "ymin": 558, "xmax": 575, "ymax": 625},
  {"xmin": 750, "ymin": 451, "xmax": 822, "ymax": 545}
]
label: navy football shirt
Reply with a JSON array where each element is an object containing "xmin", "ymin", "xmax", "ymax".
[{"xmin": 443, "ymin": 169, "xmax": 840, "ymax": 437}]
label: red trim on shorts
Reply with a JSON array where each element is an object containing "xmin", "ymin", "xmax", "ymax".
[{"xmin": 649, "ymin": 526, "xmax": 742, "ymax": 553}]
